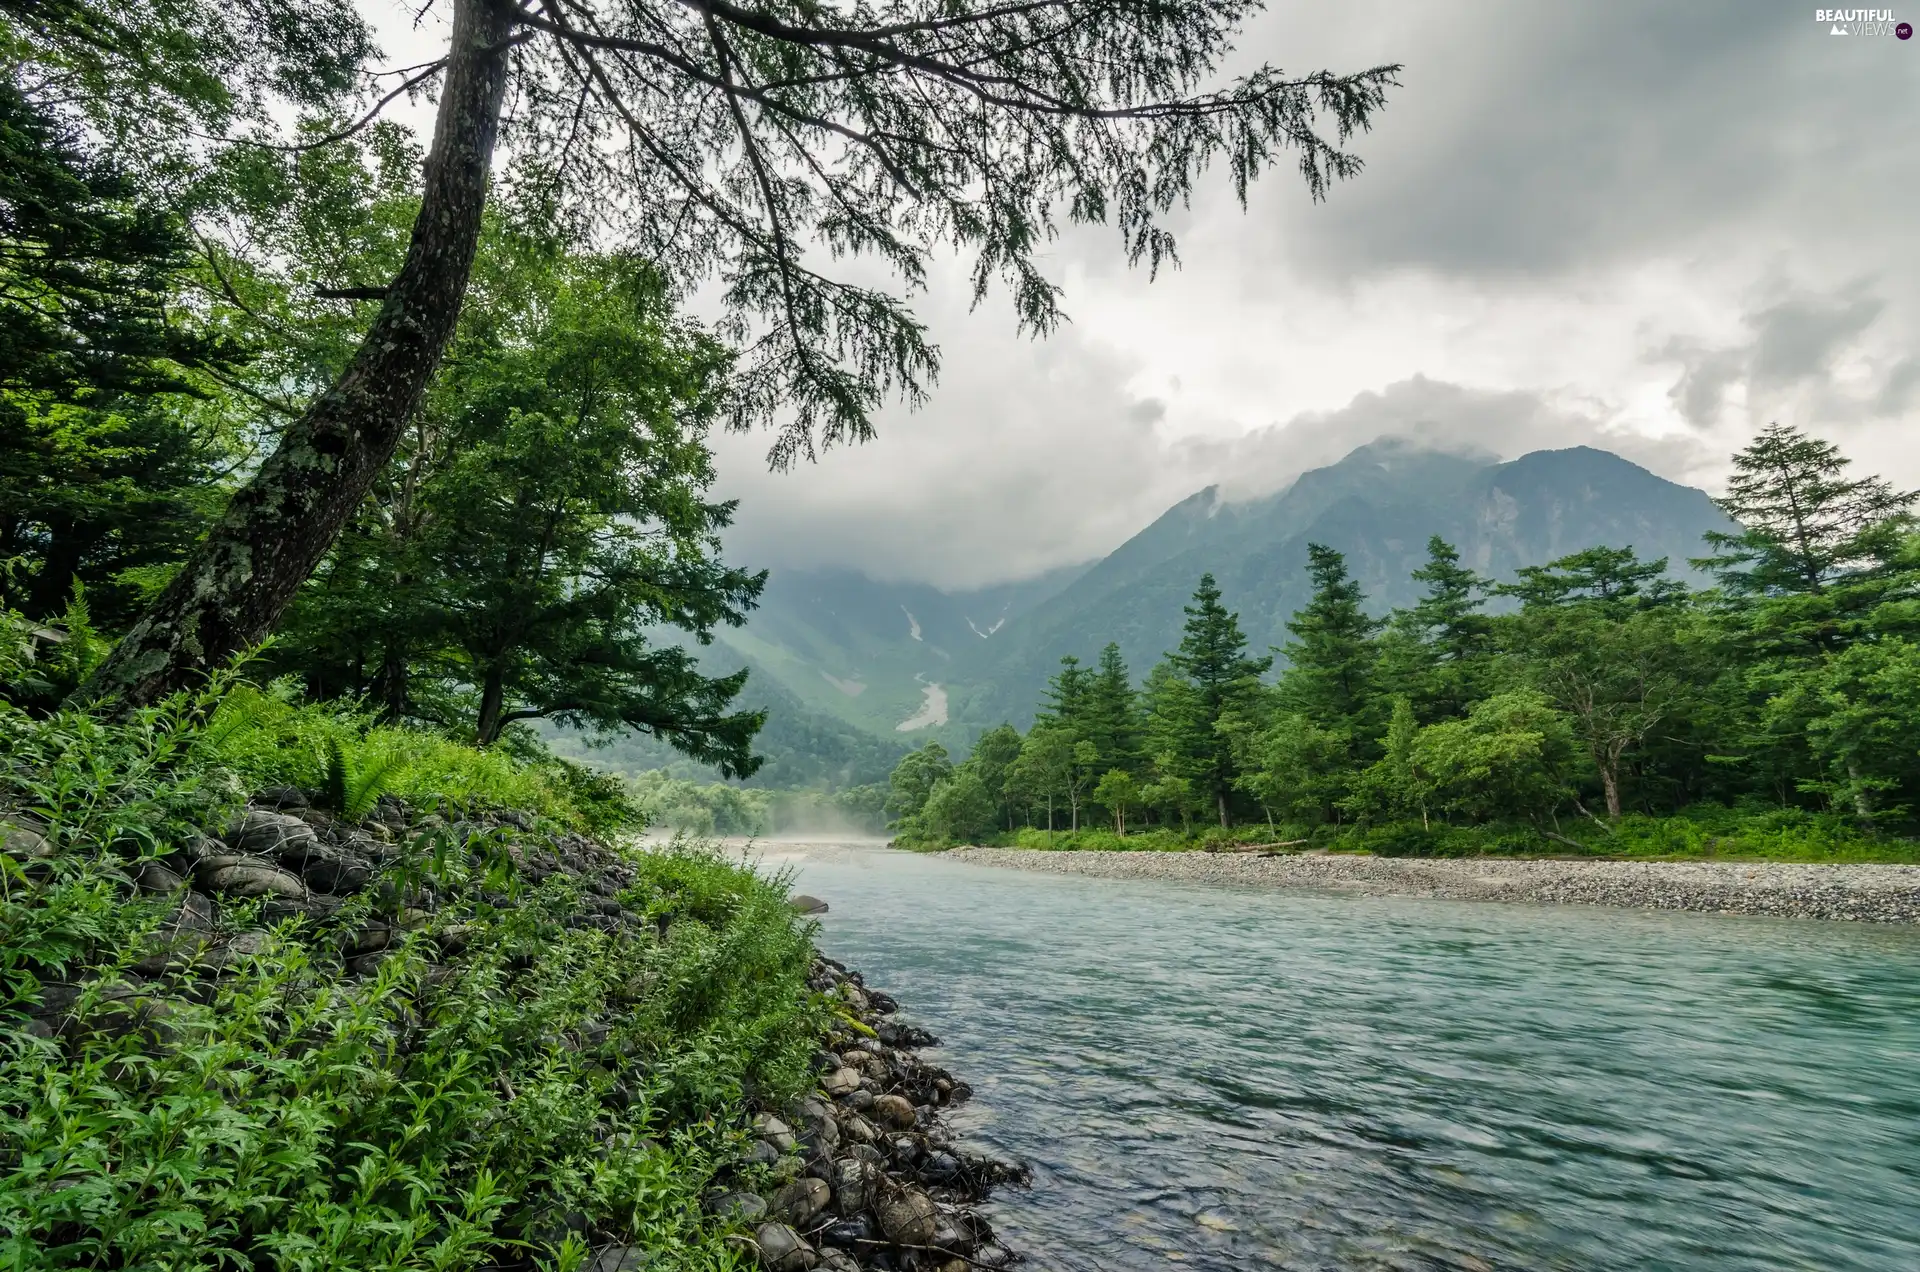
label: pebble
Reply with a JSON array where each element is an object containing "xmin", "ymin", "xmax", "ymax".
[{"xmin": 952, "ymin": 848, "xmax": 1920, "ymax": 924}]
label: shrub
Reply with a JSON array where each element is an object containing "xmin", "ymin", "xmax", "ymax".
[{"xmin": 0, "ymin": 686, "xmax": 820, "ymax": 1269}]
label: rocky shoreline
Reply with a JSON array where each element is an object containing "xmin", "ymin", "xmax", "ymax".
[
  {"xmin": 950, "ymin": 847, "xmax": 1920, "ymax": 925},
  {"xmin": 8, "ymin": 785, "xmax": 1022, "ymax": 1270},
  {"xmin": 718, "ymin": 953, "xmax": 1024, "ymax": 1271}
]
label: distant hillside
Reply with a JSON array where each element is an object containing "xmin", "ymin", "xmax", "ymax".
[
  {"xmin": 569, "ymin": 439, "xmax": 1737, "ymax": 785},
  {"xmin": 540, "ymin": 642, "xmax": 912, "ymax": 789},
  {"xmin": 949, "ymin": 440, "xmax": 1737, "ymax": 730}
]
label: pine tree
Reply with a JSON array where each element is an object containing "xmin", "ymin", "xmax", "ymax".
[
  {"xmin": 1036, "ymin": 655, "xmax": 1092, "ymax": 732},
  {"xmin": 1164, "ymin": 574, "xmax": 1272, "ymax": 826},
  {"xmin": 1701, "ymin": 422, "xmax": 1918, "ymax": 596},
  {"xmin": 1081, "ymin": 642, "xmax": 1142, "ymax": 774},
  {"xmin": 1278, "ymin": 543, "xmax": 1383, "ymax": 747},
  {"xmin": 1379, "ymin": 536, "xmax": 1492, "ymax": 721}
]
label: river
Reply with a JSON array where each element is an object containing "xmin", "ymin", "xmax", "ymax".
[{"xmin": 765, "ymin": 842, "xmax": 1920, "ymax": 1271}]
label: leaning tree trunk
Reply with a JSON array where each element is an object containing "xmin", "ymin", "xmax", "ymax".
[{"xmin": 84, "ymin": 0, "xmax": 514, "ymax": 708}]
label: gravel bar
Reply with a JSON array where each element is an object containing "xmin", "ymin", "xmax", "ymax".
[{"xmin": 948, "ymin": 848, "xmax": 1920, "ymax": 925}]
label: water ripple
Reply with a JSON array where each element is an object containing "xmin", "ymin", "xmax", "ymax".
[{"xmin": 778, "ymin": 846, "xmax": 1920, "ymax": 1272}]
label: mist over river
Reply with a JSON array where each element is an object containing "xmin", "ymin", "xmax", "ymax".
[{"xmin": 761, "ymin": 843, "xmax": 1920, "ymax": 1272}]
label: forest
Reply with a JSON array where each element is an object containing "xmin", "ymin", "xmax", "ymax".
[{"xmin": 885, "ymin": 424, "xmax": 1920, "ymax": 860}]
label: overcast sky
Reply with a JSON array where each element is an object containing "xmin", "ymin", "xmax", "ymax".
[{"xmin": 367, "ymin": 1, "xmax": 1920, "ymax": 590}]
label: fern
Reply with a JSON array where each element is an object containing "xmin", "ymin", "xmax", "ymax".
[{"xmin": 321, "ymin": 735, "xmax": 406, "ymax": 821}]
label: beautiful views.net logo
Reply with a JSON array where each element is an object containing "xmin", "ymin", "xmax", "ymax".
[{"xmin": 1814, "ymin": 8, "xmax": 1912, "ymax": 35}]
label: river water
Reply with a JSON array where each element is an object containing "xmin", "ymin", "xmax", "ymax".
[{"xmin": 765, "ymin": 843, "xmax": 1920, "ymax": 1272}]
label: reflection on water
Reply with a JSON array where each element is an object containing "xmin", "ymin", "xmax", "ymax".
[{"xmin": 757, "ymin": 842, "xmax": 1920, "ymax": 1272}]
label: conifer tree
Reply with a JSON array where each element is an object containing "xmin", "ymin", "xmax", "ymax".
[
  {"xmin": 1082, "ymin": 642, "xmax": 1143, "ymax": 774},
  {"xmin": 1701, "ymin": 422, "xmax": 1918, "ymax": 596},
  {"xmin": 1163, "ymin": 573, "xmax": 1271, "ymax": 826},
  {"xmin": 1036, "ymin": 654, "xmax": 1091, "ymax": 732},
  {"xmin": 1277, "ymin": 543, "xmax": 1383, "ymax": 748}
]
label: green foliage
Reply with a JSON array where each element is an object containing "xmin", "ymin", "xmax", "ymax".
[
  {"xmin": 963, "ymin": 426, "xmax": 1920, "ymax": 858},
  {"xmin": 1093, "ymin": 769, "xmax": 1140, "ymax": 834},
  {"xmin": 1152, "ymin": 574, "xmax": 1272, "ymax": 827},
  {"xmin": 0, "ymin": 681, "xmax": 823, "ymax": 1269},
  {"xmin": 1276, "ymin": 543, "xmax": 1383, "ymax": 747},
  {"xmin": 275, "ymin": 241, "xmax": 766, "ymax": 772},
  {"xmin": 194, "ymin": 681, "xmax": 642, "ymax": 835},
  {"xmin": 883, "ymin": 742, "xmax": 951, "ymax": 827}
]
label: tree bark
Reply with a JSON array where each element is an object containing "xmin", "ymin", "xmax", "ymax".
[
  {"xmin": 475, "ymin": 664, "xmax": 507, "ymax": 745},
  {"xmin": 1600, "ymin": 765, "xmax": 1622, "ymax": 820},
  {"xmin": 1217, "ymin": 789, "xmax": 1228, "ymax": 828},
  {"xmin": 84, "ymin": 0, "xmax": 515, "ymax": 708}
]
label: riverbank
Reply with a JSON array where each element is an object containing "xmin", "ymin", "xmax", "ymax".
[
  {"xmin": 950, "ymin": 847, "xmax": 1920, "ymax": 923},
  {"xmin": 0, "ymin": 684, "xmax": 1019, "ymax": 1270}
]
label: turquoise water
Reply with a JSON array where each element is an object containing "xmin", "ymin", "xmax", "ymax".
[{"xmin": 777, "ymin": 845, "xmax": 1920, "ymax": 1271}]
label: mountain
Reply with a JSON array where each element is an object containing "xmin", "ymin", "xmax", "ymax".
[
  {"xmin": 949, "ymin": 441, "xmax": 1737, "ymax": 728},
  {"xmin": 703, "ymin": 562, "xmax": 1087, "ymax": 749},
  {"xmin": 575, "ymin": 439, "xmax": 1737, "ymax": 784}
]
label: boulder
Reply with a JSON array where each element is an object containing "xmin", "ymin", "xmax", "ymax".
[
  {"xmin": 135, "ymin": 862, "xmax": 184, "ymax": 893},
  {"xmin": 754, "ymin": 1112, "xmax": 799, "ymax": 1153},
  {"xmin": 821, "ymin": 1067, "xmax": 861, "ymax": 1097},
  {"xmin": 253, "ymin": 786, "xmax": 309, "ymax": 810},
  {"xmin": 742, "ymin": 1139, "xmax": 781, "ymax": 1168},
  {"xmin": 870, "ymin": 1094, "xmax": 917, "ymax": 1131},
  {"xmin": 279, "ymin": 839, "xmax": 373, "ymax": 893},
  {"xmin": 771, "ymin": 1176, "xmax": 830, "ymax": 1226},
  {"xmin": 753, "ymin": 1221, "xmax": 813, "ymax": 1271},
  {"xmin": 828, "ymin": 1158, "xmax": 882, "ymax": 1216},
  {"xmin": 816, "ymin": 1253, "xmax": 860, "ymax": 1272},
  {"xmin": 919, "ymin": 1151, "xmax": 962, "ymax": 1185},
  {"xmin": 227, "ymin": 809, "xmax": 318, "ymax": 857},
  {"xmin": 1, "ymin": 815, "xmax": 52, "ymax": 859},
  {"xmin": 817, "ymin": 1215, "xmax": 873, "ymax": 1249},
  {"xmin": 788, "ymin": 894, "xmax": 829, "ymax": 914},
  {"xmin": 197, "ymin": 862, "xmax": 307, "ymax": 899},
  {"xmin": 587, "ymin": 1247, "xmax": 649, "ymax": 1272},
  {"xmin": 705, "ymin": 1192, "xmax": 769, "ymax": 1224},
  {"xmin": 876, "ymin": 1188, "xmax": 938, "ymax": 1247}
]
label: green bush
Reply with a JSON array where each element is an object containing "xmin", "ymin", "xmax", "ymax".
[
  {"xmin": 0, "ymin": 686, "xmax": 823, "ymax": 1270},
  {"xmin": 195, "ymin": 681, "xmax": 642, "ymax": 835}
]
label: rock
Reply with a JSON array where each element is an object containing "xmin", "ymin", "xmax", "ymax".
[
  {"xmin": 946, "ymin": 1081, "xmax": 973, "ymax": 1104},
  {"xmin": 818, "ymin": 1215, "xmax": 873, "ymax": 1249},
  {"xmin": 588, "ymin": 1247, "xmax": 649, "ymax": 1272},
  {"xmin": 837, "ymin": 1113, "xmax": 877, "ymax": 1145},
  {"xmin": 347, "ymin": 951, "xmax": 390, "ymax": 977},
  {"xmin": 816, "ymin": 1253, "xmax": 860, "ymax": 1272},
  {"xmin": 227, "ymin": 809, "xmax": 319, "ymax": 856},
  {"xmin": 135, "ymin": 862, "xmax": 184, "ymax": 893},
  {"xmin": 1, "ymin": 814, "xmax": 52, "ymax": 859},
  {"xmin": 706, "ymin": 1191, "xmax": 769, "ymax": 1224},
  {"xmin": 870, "ymin": 1094, "xmax": 917, "ymax": 1131},
  {"xmin": 280, "ymin": 839, "xmax": 372, "ymax": 893},
  {"xmin": 821, "ymin": 1067, "xmax": 861, "ymax": 1097},
  {"xmin": 253, "ymin": 786, "xmax": 309, "ymax": 810},
  {"xmin": 919, "ymin": 1152, "xmax": 961, "ymax": 1185},
  {"xmin": 754, "ymin": 1112, "xmax": 799, "ymax": 1153},
  {"xmin": 753, "ymin": 1221, "xmax": 813, "ymax": 1271},
  {"xmin": 162, "ymin": 890, "xmax": 216, "ymax": 934},
  {"xmin": 197, "ymin": 862, "xmax": 308, "ymax": 899},
  {"xmin": 828, "ymin": 1158, "xmax": 882, "ymax": 1216},
  {"xmin": 838, "ymin": 982, "xmax": 869, "ymax": 1012},
  {"xmin": 876, "ymin": 1188, "xmax": 938, "ymax": 1247},
  {"xmin": 845, "ymin": 1089, "xmax": 875, "ymax": 1113},
  {"xmin": 884, "ymin": 1134, "xmax": 921, "ymax": 1167},
  {"xmin": 771, "ymin": 1176, "xmax": 830, "ymax": 1225},
  {"xmin": 742, "ymin": 1139, "xmax": 781, "ymax": 1167},
  {"xmin": 789, "ymin": 894, "xmax": 829, "ymax": 914}
]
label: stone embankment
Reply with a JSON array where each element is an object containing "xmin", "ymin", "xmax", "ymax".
[
  {"xmin": 717, "ymin": 957, "xmax": 1024, "ymax": 1272},
  {"xmin": 951, "ymin": 848, "xmax": 1920, "ymax": 924}
]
